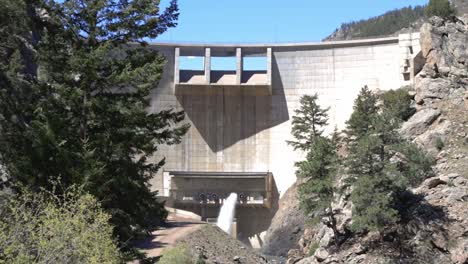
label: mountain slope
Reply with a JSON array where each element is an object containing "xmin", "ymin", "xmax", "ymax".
[
  {"xmin": 324, "ymin": 6, "xmax": 425, "ymax": 41},
  {"xmin": 324, "ymin": 1, "xmax": 468, "ymax": 41}
]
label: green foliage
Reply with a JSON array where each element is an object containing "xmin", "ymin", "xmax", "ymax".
[
  {"xmin": 158, "ymin": 244, "xmax": 193, "ymax": 264},
  {"xmin": 345, "ymin": 88, "xmax": 434, "ymax": 233},
  {"xmin": 288, "ymin": 94, "xmax": 329, "ymax": 151},
  {"xmin": 350, "ymin": 174, "xmax": 400, "ymax": 232},
  {"xmin": 0, "ymin": 0, "xmax": 189, "ymax": 246},
  {"xmin": 0, "ymin": 185, "xmax": 121, "ymax": 263},
  {"xmin": 345, "ymin": 86, "xmax": 380, "ymax": 141},
  {"xmin": 394, "ymin": 143, "xmax": 435, "ymax": 187},
  {"xmin": 297, "ymin": 137, "xmax": 337, "ymax": 221},
  {"xmin": 435, "ymin": 136, "xmax": 445, "ymax": 151},
  {"xmin": 326, "ymin": 6, "xmax": 425, "ymax": 40},
  {"xmin": 289, "ymin": 94, "xmax": 340, "ymax": 243},
  {"xmin": 380, "ymin": 88, "xmax": 416, "ymax": 122},
  {"xmin": 425, "ymin": 0, "xmax": 456, "ymax": 18},
  {"xmin": 308, "ymin": 242, "xmax": 319, "ymax": 256}
]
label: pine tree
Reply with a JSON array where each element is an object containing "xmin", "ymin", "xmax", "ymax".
[
  {"xmin": 425, "ymin": 0, "xmax": 456, "ymax": 18},
  {"xmin": 0, "ymin": 0, "xmax": 189, "ymax": 245},
  {"xmin": 288, "ymin": 94, "xmax": 329, "ymax": 151},
  {"xmin": 380, "ymin": 88, "xmax": 415, "ymax": 122},
  {"xmin": 345, "ymin": 86, "xmax": 379, "ymax": 142},
  {"xmin": 345, "ymin": 88, "xmax": 433, "ymax": 233},
  {"xmin": 289, "ymin": 94, "xmax": 340, "ymax": 245}
]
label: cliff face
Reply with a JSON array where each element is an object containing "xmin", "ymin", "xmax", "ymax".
[
  {"xmin": 283, "ymin": 16, "xmax": 468, "ymax": 264},
  {"xmin": 261, "ymin": 183, "xmax": 305, "ymax": 258}
]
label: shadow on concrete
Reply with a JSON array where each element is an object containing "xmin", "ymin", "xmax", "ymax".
[
  {"xmin": 175, "ymin": 55, "xmax": 289, "ymax": 153},
  {"xmin": 236, "ymin": 178, "xmax": 280, "ymax": 248}
]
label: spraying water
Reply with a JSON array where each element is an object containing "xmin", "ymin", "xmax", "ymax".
[{"xmin": 216, "ymin": 193, "xmax": 238, "ymax": 234}]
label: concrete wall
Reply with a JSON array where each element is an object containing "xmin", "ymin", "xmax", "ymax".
[
  {"xmin": 146, "ymin": 35, "xmax": 421, "ymax": 247},
  {"xmin": 149, "ymin": 34, "xmax": 421, "ymax": 197}
]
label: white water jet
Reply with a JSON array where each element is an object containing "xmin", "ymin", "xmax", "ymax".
[{"xmin": 216, "ymin": 193, "xmax": 238, "ymax": 234}]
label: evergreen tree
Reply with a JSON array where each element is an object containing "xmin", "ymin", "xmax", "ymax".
[
  {"xmin": 289, "ymin": 94, "xmax": 340, "ymax": 245},
  {"xmin": 380, "ymin": 88, "xmax": 415, "ymax": 122},
  {"xmin": 345, "ymin": 88, "xmax": 433, "ymax": 233},
  {"xmin": 425, "ymin": 0, "xmax": 456, "ymax": 18},
  {"xmin": 288, "ymin": 94, "xmax": 329, "ymax": 151},
  {"xmin": 0, "ymin": 0, "xmax": 189, "ymax": 245},
  {"xmin": 345, "ymin": 86, "xmax": 379, "ymax": 142}
]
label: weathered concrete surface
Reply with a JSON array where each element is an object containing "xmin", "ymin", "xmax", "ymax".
[
  {"xmin": 147, "ymin": 36, "xmax": 421, "ymax": 246},
  {"xmin": 149, "ymin": 35, "xmax": 420, "ymax": 196}
]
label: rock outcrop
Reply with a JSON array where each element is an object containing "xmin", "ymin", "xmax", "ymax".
[
  {"xmin": 261, "ymin": 183, "xmax": 305, "ymax": 258},
  {"xmin": 286, "ymin": 16, "xmax": 468, "ymax": 264}
]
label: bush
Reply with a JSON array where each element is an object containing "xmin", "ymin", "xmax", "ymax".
[
  {"xmin": 0, "ymin": 186, "xmax": 121, "ymax": 263},
  {"xmin": 435, "ymin": 137, "xmax": 445, "ymax": 151},
  {"xmin": 158, "ymin": 244, "xmax": 193, "ymax": 264},
  {"xmin": 381, "ymin": 88, "xmax": 416, "ymax": 122},
  {"xmin": 425, "ymin": 0, "xmax": 456, "ymax": 18},
  {"xmin": 394, "ymin": 142, "xmax": 435, "ymax": 187},
  {"xmin": 308, "ymin": 242, "xmax": 319, "ymax": 256}
]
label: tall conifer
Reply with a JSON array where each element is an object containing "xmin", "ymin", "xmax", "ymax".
[{"xmin": 0, "ymin": 0, "xmax": 189, "ymax": 244}]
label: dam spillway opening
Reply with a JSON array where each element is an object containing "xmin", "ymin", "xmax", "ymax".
[{"xmin": 162, "ymin": 171, "xmax": 279, "ymax": 247}]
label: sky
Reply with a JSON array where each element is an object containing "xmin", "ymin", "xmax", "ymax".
[
  {"xmin": 158, "ymin": 0, "xmax": 429, "ymax": 43},
  {"xmin": 157, "ymin": 0, "xmax": 428, "ymax": 70}
]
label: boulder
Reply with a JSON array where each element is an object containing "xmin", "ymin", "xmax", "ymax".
[
  {"xmin": 423, "ymin": 176, "xmax": 447, "ymax": 189},
  {"xmin": 414, "ymin": 119, "xmax": 451, "ymax": 156},
  {"xmin": 314, "ymin": 248, "xmax": 329, "ymax": 262},
  {"xmin": 295, "ymin": 256, "xmax": 319, "ymax": 264},
  {"xmin": 414, "ymin": 77, "xmax": 452, "ymax": 103},
  {"xmin": 400, "ymin": 108, "xmax": 441, "ymax": 138}
]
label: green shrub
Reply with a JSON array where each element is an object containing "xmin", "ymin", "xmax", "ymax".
[
  {"xmin": 425, "ymin": 0, "xmax": 456, "ymax": 18},
  {"xmin": 435, "ymin": 137, "xmax": 445, "ymax": 151},
  {"xmin": 395, "ymin": 142, "xmax": 435, "ymax": 187},
  {"xmin": 158, "ymin": 244, "xmax": 193, "ymax": 264},
  {"xmin": 381, "ymin": 88, "xmax": 416, "ymax": 122},
  {"xmin": 0, "ymin": 186, "xmax": 121, "ymax": 263},
  {"xmin": 308, "ymin": 242, "xmax": 319, "ymax": 256}
]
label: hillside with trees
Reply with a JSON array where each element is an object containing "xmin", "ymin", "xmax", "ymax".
[{"xmin": 324, "ymin": 0, "xmax": 465, "ymax": 41}]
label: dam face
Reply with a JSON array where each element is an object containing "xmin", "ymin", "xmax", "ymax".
[{"xmin": 148, "ymin": 33, "xmax": 421, "ymax": 246}]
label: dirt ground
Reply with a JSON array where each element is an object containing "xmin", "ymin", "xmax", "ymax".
[{"xmin": 135, "ymin": 213, "xmax": 204, "ymax": 259}]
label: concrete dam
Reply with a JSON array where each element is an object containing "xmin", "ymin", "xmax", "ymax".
[{"xmin": 148, "ymin": 33, "xmax": 422, "ymax": 246}]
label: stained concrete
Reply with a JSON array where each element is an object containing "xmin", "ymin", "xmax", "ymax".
[
  {"xmin": 149, "ymin": 34, "xmax": 421, "ymax": 196},
  {"xmin": 147, "ymin": 34, "xmax": 421, "ymax": 247}
]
